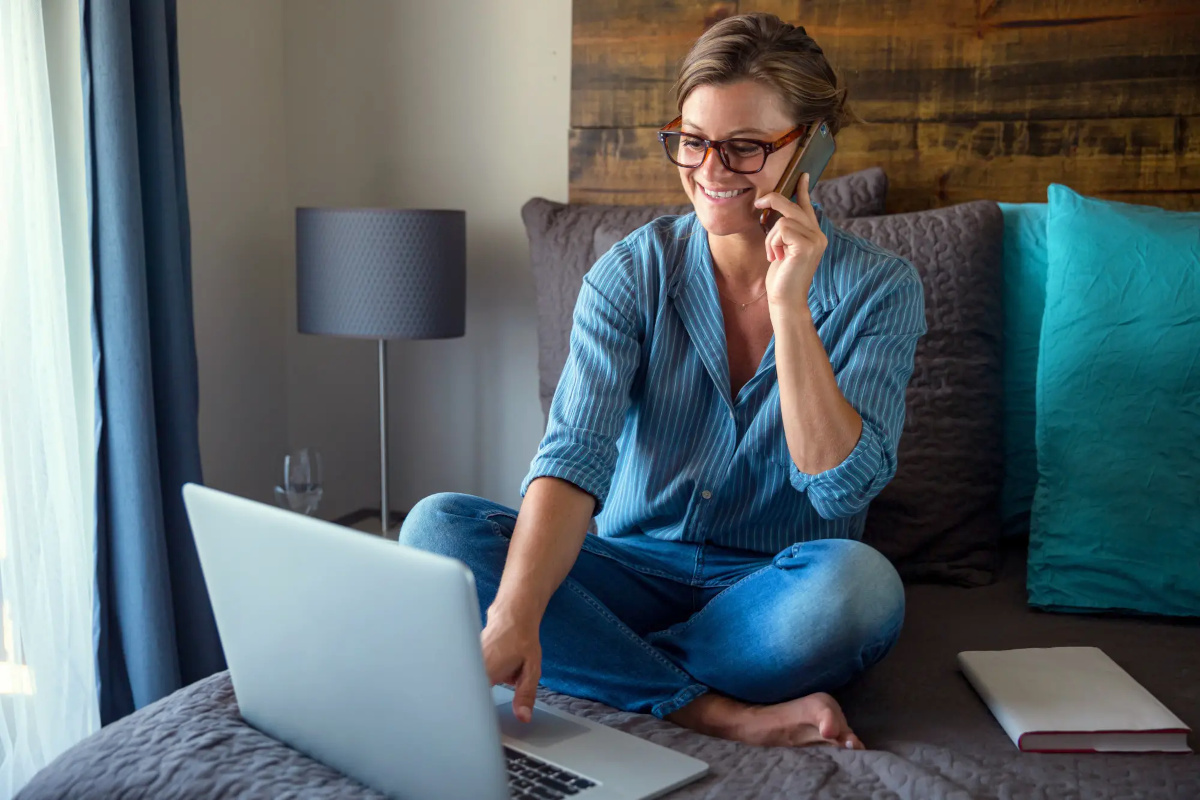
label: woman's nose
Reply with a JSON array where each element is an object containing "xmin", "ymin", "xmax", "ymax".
[{"xmin": 694, "ymin": 147, "xmax": 734, "ymax": 182}]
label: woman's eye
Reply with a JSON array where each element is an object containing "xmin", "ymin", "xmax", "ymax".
[
  {"xmin": 729, "ymin": 143, "xmax": 760, "ymax": 157},
  {"xmin": 681, "ymin": 137, "xmax": 705, "ymax": 150}
]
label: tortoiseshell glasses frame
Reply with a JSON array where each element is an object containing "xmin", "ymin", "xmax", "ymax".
[{"xmin": 657, "ymin": 115, "xmax": 808, "ymax": 174}]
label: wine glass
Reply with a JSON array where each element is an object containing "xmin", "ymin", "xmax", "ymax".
[{"xmin": 274, "ymin": 447, "xmax": 323, "ymax": 515}]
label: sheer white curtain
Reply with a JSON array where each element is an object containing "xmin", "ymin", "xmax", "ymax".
[{"xmin": 0, "ymin": 0, "xmax": 100, "ymax": 794}]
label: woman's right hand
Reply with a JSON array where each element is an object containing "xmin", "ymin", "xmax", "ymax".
[
  {"xmin": 481, "ymin": 604, "xmax": 542, "ymax": 723},
  {"xmin": 479, "ymin": 478, "xmax": 594, "ymax": 725}
]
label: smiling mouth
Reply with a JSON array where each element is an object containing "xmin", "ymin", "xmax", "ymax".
[{"xmin": 699, "ymin": 184, "xmax": 751, "ymax": 200}]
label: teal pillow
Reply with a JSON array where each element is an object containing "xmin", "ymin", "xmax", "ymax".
[
  {"xmin": 998, "ymin": 203, "xmax": 1048, "ymax": 535},
  {"xmin": 1028, "ymin": 184, "xmax": 1200, "ymax": 616}
]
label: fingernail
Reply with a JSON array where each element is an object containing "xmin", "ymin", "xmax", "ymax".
[{"xmin": 845, "ymin": 740, "xmax": 854, "ymax": 749}]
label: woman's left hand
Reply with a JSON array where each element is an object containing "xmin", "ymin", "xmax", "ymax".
[{"xmin": 754, "ymin": 173, "xmax": 826, "ymax": 312}]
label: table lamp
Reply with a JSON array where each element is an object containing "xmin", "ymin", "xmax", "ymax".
[{"xmin": 296, "ymin": 208, "xmax": 466, "ymax": 535}]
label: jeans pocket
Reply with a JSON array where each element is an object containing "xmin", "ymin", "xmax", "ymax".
[{"xmin": 483, "ymin": 510, "xmax": 517, "ymax": 539}]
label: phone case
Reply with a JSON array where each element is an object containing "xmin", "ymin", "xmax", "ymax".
[{"xmin": 759, "ymin": 121, "xmax": 836, "ymax": 234}]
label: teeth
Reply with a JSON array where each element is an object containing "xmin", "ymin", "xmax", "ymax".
[{"xmin": 704, "ymin": 187, "xmax": 747, "ymax": 199}]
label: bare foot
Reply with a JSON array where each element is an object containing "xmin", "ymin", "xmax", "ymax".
[{"xmin": 667, "ymin": 691, "xmax": 866, "ymax": 750}]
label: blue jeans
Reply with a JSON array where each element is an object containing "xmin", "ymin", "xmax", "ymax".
[{"xmin": 398, "ymin": 492, "xmax": 904, "ymax": 720}]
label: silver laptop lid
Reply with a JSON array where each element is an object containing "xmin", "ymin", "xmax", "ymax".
[{"xmin": 182, "ymin": 483, "xmax": 509, "ymax": 800}]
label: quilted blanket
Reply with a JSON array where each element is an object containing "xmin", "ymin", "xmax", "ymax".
[{"xmin": 20, "ymin": 547, "xmax": 1200, "ymax": 799}]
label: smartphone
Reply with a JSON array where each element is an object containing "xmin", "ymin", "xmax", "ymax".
[{"xmin": 759, "ymin": 119, "xmax": 836, "ymax": 234}]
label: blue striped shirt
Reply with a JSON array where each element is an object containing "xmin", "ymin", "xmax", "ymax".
[{"xmin": 521, "ymin": 208, "xmax": 927, "ymax": 553}]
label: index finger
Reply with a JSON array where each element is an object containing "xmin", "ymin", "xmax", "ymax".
[
  {"xmin": 793, "ymin": 173, "xmax": 818, "ymax": 225},
  {"xmin": 755, "ymin": 189, "xmax": 801, "ymax": 218},
  {"xmin": 756, "ymin": 179, "xmax": 817, "ymax": 229},
  {"xmin": 513, "ymin": 661, "xmax": 540, "ymax": 723}
]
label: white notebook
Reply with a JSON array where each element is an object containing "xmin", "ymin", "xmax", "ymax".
[{"xmin": 957, "ymin": 646, "xmax": 1192, "ymax": 753}]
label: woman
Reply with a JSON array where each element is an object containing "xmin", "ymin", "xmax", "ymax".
[{"xmin": 399, "ymin": 12, "xmax": 926, "ymax": 749}]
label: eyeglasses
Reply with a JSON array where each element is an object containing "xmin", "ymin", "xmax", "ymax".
[{"xmin": 657, "ymin": 116, "xmax": 808, "ymax": 175}]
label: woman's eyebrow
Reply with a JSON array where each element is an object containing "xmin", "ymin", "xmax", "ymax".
[{"xmin": 681, "ymin": 120, "xmax": 767, "ymax": 137}]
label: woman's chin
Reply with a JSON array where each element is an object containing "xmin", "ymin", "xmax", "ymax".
[{"xmin": 696, "ymin": 206, "xmax": 756, "ymax": 236}]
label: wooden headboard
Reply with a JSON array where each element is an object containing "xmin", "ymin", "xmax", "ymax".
[{"xmin": 570, "ymin": 1, "xmax": 1200, "ymax": 212}]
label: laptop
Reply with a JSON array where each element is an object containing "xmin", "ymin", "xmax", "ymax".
[{"xmin": 182, "ymin": 484, "xmax": 708, "ymax": 800}]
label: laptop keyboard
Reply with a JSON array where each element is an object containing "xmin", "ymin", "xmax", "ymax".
[{"xmin": 504, "ymin": 745, "xmax": 597, "ymax": 798}]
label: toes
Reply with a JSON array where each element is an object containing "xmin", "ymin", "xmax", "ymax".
[
  {"xmin": 830, "ymin": 729, "xmax": 865, "ymax": 750},
  {"xmin": 784, "ymin": 722, "xmax": 832, "ymax": 748},
  {"xmin": 813, "ymin": 705, "xmax": 843, "ymax": 738}
]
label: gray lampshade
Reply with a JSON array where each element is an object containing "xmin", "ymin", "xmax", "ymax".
[{"xmin": 296, "ymin": 208, "xmax": 466, "ymax": 339}]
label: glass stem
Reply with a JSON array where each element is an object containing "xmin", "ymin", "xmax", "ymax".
[{"xmin": 379, "ymin": 338, "xmax": 389, "ymax": 536}]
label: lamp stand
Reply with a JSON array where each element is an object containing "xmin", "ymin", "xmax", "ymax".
[
  {"xmin": 327, "ymin": 341, "xmax": 406, "ymax": 536},
  {"xmin": 378, "ymin": 338, "xmax": 390, "ymax": 537}
]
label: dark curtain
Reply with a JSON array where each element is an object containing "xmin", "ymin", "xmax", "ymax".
[{"xmin": 81, "ymin": 0, "xmax": 224, "ymax": 724}]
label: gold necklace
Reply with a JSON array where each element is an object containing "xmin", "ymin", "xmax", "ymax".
[{"xmin": 717, "ymin": 287, "xmax": 768, "ymax": 310}]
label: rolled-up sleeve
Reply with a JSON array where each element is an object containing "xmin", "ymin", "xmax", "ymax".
[
  {"xmin": 789, "ymin": 258, "xmax": 926, "ymax": 519},
  {"xmin": 520, "ymin": 243, "xmax": 643, "ymax": 514}
]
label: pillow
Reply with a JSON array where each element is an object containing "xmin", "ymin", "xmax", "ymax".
[
  {"xmin": 844, "ymin": 201, "xmax": 1006, "ymax": 586},
  {"xmin": 522, "ymin": 167, "xmax": 889, "ymax": 420},
  {"xmin": 1027, "ymin": 185, "xmax": 1200, "ymax": 616},
  {"xmin": 998, "ymin": 203, "xmax": 1049, "ymax": 537},
  {"xmin": 593, "ymin": 224, "xmax": 628, "ymax": 264}
]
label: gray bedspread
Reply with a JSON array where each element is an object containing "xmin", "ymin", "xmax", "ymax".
[{"xmin": 20, "ymin": 544, "xmax": 1200, "ymax": 800}]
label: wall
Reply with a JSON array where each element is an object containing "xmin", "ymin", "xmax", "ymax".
[
  {"xmin": 180, "ymin": 0, "xmax": 570, "ymax": 518},
  {"xmin": 178, "ymin": 0, "xmax": 291, "ymax": 506},
  {"xmin": 571, "ymin": 0, "xmax": 1200, "ymax": 212},
  {"xmin": 282, "ymin": 0, "xmax": 569, "ymax": 518}
]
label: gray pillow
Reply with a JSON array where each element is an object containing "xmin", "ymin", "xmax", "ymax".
[
  {"xmin": 522, "ymin": 167, "xmax": 889, "ymax": 420},
  {"xmin": 844, "ymin": 201, "xmax": 1005, "ymax": 586}
]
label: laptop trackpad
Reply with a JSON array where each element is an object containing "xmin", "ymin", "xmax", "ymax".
[{"xmin": 495, "ymin": 702, "xmax": 590, "ymax": 748}]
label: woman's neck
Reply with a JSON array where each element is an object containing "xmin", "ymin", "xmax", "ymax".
[{"xmin": 707, "ymin": 230, "xmax": 770, "ymax": 294}]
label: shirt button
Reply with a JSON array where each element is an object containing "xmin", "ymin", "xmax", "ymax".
[{"xmin": 701, "ymin": 490, "xmax": 712, "ymax": 499}]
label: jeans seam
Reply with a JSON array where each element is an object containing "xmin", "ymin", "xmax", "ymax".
[
  {"xmin": 691, "ymin": 544, "xmax": 705, "ymax": 585},
  {"xmin": 561, "ymin": 577, "xmax": 698, "ymax": 684},
  {"xmin": 650, "ymin": 683, "xmax": 709, "ymax": 720},
  {"xmin": 650, "ymin": 561, "xmax": 779, "ymax": 642}
]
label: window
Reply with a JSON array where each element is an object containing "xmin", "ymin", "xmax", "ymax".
[{"xmin": 0, "ymin": 0, "xmax": 100, "ymax": 791}]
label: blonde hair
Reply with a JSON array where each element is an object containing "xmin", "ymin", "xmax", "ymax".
[{"xmin": 671, "ymin": 12, "xmax": 861, "ymax": 136}]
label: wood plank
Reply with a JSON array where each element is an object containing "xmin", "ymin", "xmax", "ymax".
[
  {"xmin": 568, "ymin": 117, "xmax": 1200, "ymax": 212},
  {"xmin": 1091, "ymin": 192, "xmax": 1200, "ymax": 212},
  {"xmin": 571, "ymin": 0, "xmax": 733, "ymax": 132},
  {"xmin": 750, "ymin": 0, "xmax": 1200, "ymax": 25},
  {"xmin": 573, "ymin": 0, "xmax": 735, "ymax": 35},
  {"xmin": 572, "ymin": 0, "xmax": 1200, "ymax": 128},
  {"xmin": 973, "ymin": 0, "xmax": 1200, "ymax": 25}
]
